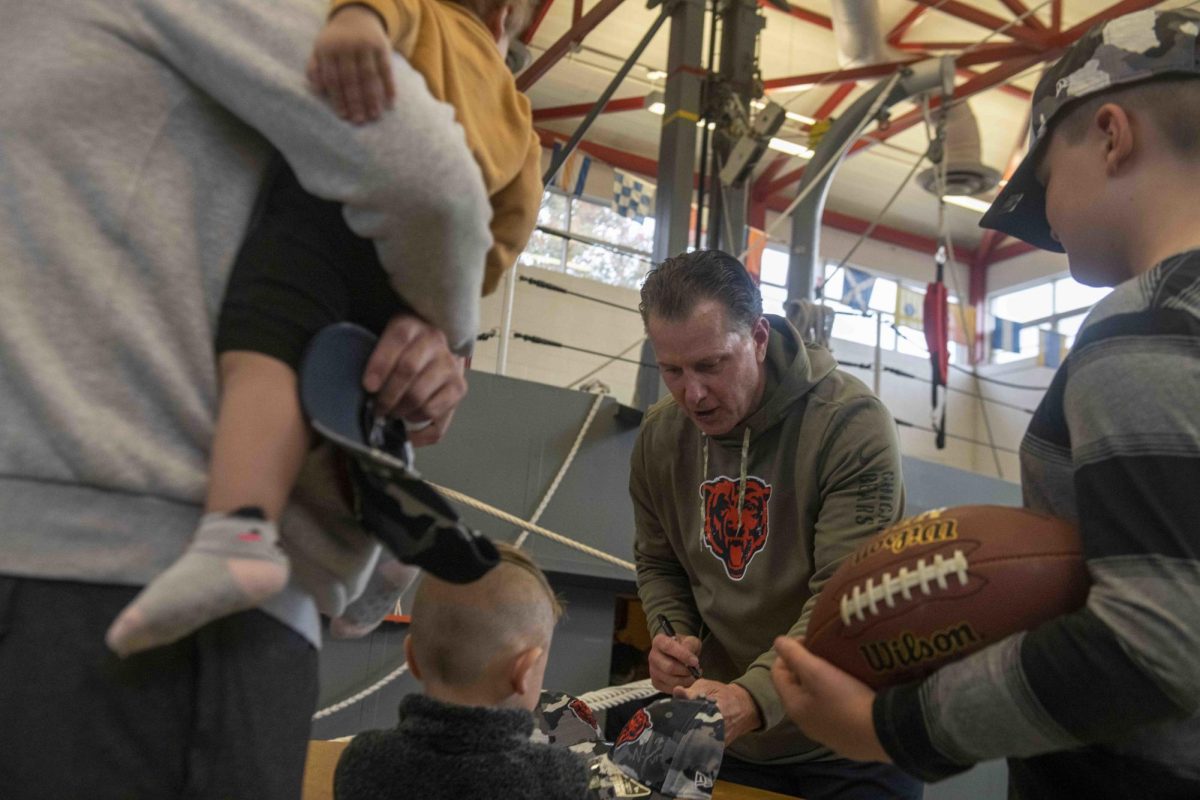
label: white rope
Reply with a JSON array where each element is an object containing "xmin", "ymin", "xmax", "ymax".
[
  {"xmin": 429, "ymin": 481, "xmax": 637, "ymax": 572},
  {"xmin": 515, "ymin": 387, "xmax": 609, "ymax": 548},
  {"xmin": 313, "ymin": 662, "xmax": 410, "ymax": 721},
  {"xmin": 577, "ymin": 679, "xmax": 660, "ymax": 711}
]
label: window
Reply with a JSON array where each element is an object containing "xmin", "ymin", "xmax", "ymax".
[
  {"xmin": 517, "ymin": 188, "xmax": 654, "ymax": 289},
  {"xmin": 759, "ymin": 248, "xmax": 790, "ymax": 316},
  {"xmin": 812, "ymin": 263, "xmax": 963, "ymax": 362},
  {"xmin": 988, "ymin": 275, "xmax": 1112, "ymax": 364}
]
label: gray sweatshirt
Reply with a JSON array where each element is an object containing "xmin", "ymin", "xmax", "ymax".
[{"xmin": 0, "ymin": 0, "xmax": 492, "ymax": 643}]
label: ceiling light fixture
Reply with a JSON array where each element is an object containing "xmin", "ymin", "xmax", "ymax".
[{"xmin": 767, "ymin": 138, "xmax": 813, "ymax": 158}]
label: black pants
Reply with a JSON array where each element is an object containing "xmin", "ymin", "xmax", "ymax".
[
  {"xmin": 0, "ymin": 577, "xmax": 318, "ymax": 800},
  {"xmin": 719, "ymin": 752, "xmax": 924, "ymax": 800},
  {"xmin": 216, "ymin": 156, "xmax": 409, "ymax": 371}
]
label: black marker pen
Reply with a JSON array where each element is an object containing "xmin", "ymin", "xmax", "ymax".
[{"xmin": 657, "ymin": 614, "xmax": 702, "ymax": 679}]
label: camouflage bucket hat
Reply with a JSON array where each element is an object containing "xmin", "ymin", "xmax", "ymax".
[
  {"xmin": 585, "ymin": 697, "xmax": 725, "ymax": 800},
  {"xmin": 980, "ymin": 8, "xmax": 1200, "ymax": 251}
]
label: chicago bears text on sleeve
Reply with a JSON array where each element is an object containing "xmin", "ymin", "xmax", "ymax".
[{"xmin": 874, "ymin": 250, "xmax": 1200, "ymax": 798}]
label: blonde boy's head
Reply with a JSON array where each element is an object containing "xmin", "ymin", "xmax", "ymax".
[{"xmin": 405, "ymin": 544, "xmax": 562, "ymax": 709}]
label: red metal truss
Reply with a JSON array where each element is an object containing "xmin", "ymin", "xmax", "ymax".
[
  {"xmin": 534, "ymin": 127, "xmax": 978, "ymax": 262},
  {"xmin": 756, "ymin": 0, "xmax": 831, "ymax": 28},
  {"xmin": 989, "ymin": 240, "xmax": 1038, "ymax": 263},
  {"xmin": 887, "ymin": 5, "xmax": 928, "ymax": 48},
  {"xmin": 535, "ymin": 127, "xmax": 658, "ymax": 177},
  {"xmin": 958, "ymin": 67, "xmax": 1031, "ymax": 100},
  {"xmin": 517, "ymin": 0, "xmax": 628, "ymax": 91},
  {"xmin": 996, "ymin": 0, "xmax": 1049, "ymax": 33},
  {"xmin": 532, "ymin": 95, "xmax": 650, "ymax": 121},
  {"xmin": 521, "ymin": 0, "xmax": 557, "ymax": 44},
  {"xmin": 814, "ymin": 82, "xmax": 857, "ymax": 119},
  {"xmin": 910, "ymin": 0, "xmax": 1049, "ymax": 48},
  {"xmin": 760, "ymin": 53, "xmax": 1048, "ymax": 199},
  {"xmin": 763, "ymin": 42, "xmax": 1041, "ymax": 92}
]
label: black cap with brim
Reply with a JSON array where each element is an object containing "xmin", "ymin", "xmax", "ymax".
[{"xmin": 978, "ymin": 140, "xmax": 1063, "ymax": 253}]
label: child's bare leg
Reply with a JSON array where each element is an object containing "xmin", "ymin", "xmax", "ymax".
[{"xmin": 106, "ymin": 352, "xmax": 304, "ymax": 656}]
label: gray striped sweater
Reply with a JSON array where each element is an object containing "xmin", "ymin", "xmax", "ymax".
[{"xmin": 875, "ymin": 251, "xmax": 1200, "ymax": 798}]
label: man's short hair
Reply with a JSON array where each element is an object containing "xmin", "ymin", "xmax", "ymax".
[
  {"xmin": 639, "ymin": 249, "xmax": 763, "ymax": 332},
  {"xmin": 408, "ymin": 543, "xmax": 562, "ymax": 687},
  {"xmin": 1052, "ymin": 75, "xmax": 1200, "ymax": 158},
  {"xmin": 448, "ymin": 0, "xmax": 535, "ymax": 37}
]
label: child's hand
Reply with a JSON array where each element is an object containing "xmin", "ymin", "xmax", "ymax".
[{"xmin": 306, "ymin": 4, "xmax": 395, "ymax": 124}]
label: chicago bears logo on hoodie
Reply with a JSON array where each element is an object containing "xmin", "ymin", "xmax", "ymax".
[{"xmin": 700, "ymin": 476, "xmax": 771, "ymax": 580}]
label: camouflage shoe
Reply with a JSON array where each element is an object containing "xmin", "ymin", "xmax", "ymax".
[{"xmin": 981, "ymin": 8, "xmax": 1200, "ymax": 251}]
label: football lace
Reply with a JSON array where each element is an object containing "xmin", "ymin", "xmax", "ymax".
[{"xmin": 839, "ymin": 550, "xmax": 970, "ymax": 626}]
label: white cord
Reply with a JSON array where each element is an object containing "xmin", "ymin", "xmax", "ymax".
[
  {"xmin": 430, "ymin": 481, "xmax": 637, "ymax": 572},
  {"xmin": 313, "ymin": 662, "xmax": 411, "ymax": 721},
  {"xmin": 515, "ymin": 387, "xmax": 609, "ymax": 548}
]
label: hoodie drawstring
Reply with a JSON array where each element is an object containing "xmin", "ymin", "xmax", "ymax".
[{"xmin": 700, "ymin": 427, "xmax": 751, "ymax": 539}]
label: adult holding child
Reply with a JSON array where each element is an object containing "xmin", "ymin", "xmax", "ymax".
[{"xmin": 0, "ymin": 0, "xmax": 491, "ymax": 797}]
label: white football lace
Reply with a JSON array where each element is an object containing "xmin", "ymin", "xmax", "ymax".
[{"xmin": 839, "ymin": 550, "xmax": 970, "ymax": 626}]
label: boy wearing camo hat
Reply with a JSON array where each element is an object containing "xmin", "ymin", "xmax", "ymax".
[{"xmin": 769, "ymin": 8, "xmax": 1200, "ymax": 799}]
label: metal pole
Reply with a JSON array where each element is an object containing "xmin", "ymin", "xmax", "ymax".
[
  {"xmin": 636, "ymin": 0, "xmax": 707, "ymax": 411},
  {"xmin": 543, "ymin": 6, "xmax": 672, "ymax": 188},
  {"xmin": 708, "ymin": 0, "xmax": 763, "ymax": 254},
  {"xmin": 496, "ymin": 264, "xmax": 519, "ymax": 375},
  {"xmin": 873, "ymin": 312, "xmax": 883, "ymax": 395}
]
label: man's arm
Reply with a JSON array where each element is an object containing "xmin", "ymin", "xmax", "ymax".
[
  {"xmin": 140, "ymin": 0, "xmax": 491, "ymax": 355},
  {"xmin": 631, "ymin": 426, "xmax": 703, "ymax": 638},
  {"xmin": 732, "ymin": 396, "xmax": 905, "ymax": 733},
  {"xmin": 874, "ymin": 305, "xmax": 1200, "ymax": 782}
]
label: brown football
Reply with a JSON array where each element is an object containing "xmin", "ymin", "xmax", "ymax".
[{"xmin": 805, "ymin": 505, "xmax": 1089, "ymax": 689}]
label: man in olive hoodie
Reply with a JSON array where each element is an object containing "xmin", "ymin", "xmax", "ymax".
[{"xmin": 631, "ymin": 250, "xmax": 920, "ymax": 799}]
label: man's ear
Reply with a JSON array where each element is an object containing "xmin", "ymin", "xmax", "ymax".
[
  {"xmin": 404, "ymin": 636, "xmax": 424, "ymax": 681},
  {"xmin": 1095, "ymin": 103, "xmax": 1135, "ymax": 176},
  {"xmin": 508, "ymin": 645, "xmax": 544, "ymax": 696},
  {"xmin": 752, "ymin": 315, "xmax": 770, "ymax": 361}
]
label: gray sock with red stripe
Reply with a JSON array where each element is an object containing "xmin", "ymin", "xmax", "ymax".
[{"xmin": 105, "ymin": 508, "xmax": 290, "ymax": 657}]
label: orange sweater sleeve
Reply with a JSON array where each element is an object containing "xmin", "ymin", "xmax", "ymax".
[
  {"xmin": 482, "ymin": 130, "xmax": 542, "ymax": 295},
  {"xmin": 328, "ymin": 0, "xmax": 418, "ymax": 55}
]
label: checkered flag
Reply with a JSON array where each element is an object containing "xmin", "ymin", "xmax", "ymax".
[{"xmin": 612, "ymin": 169, "xmax": 655, "ymax": 223}]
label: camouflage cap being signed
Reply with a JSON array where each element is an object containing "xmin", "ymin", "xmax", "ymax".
[
  {"xmin": 980, "ymin": 8, "xmax": 1200, "ymax": 251},
  {"xmin": 586, "ymin": 697, "xmax": 725, "ymax": 800}
]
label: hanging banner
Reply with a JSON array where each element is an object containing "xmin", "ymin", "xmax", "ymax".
[
  {"xmin": 992, "ymin": 318, "xmax": 1023, "ymax": 353},
  {"xmin": 1037, "ymin": 329, "xmax": 1069, "ymax": 368},
  {"xmin": 744, "ymin": 227, "xmax": 767, "ymax": 284},
  {"xmin": 895, "ymin": 285, "xmax": 925, "ymax": 330},
  {"xmin": 612, "ymin": 169, "xmax": 655, "ymax": 223},
  {"xmin": 840, "ymin": 267, "xmax": 876, "ymax": 313}
]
